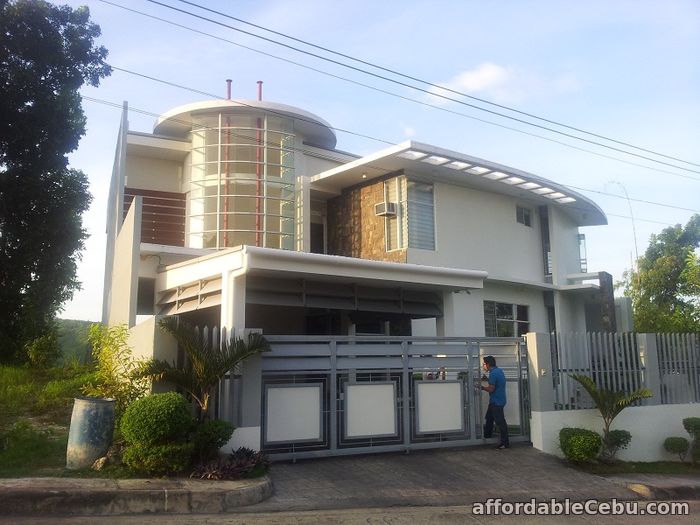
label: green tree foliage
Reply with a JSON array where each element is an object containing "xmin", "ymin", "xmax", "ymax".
[
  {"xmin": 623, "ymin": 215, "xmax": 700, "ymax": 332},
  {"xmin": 0, "ymin": 1, "xmax": 111, "ymax": 362},
  {"xmin": 570, "ymin": 374, "xmax": 652, "ymax": 461},
  {"xmin": 141, "ymin": 319, "xmax": 271, "ymax": 419}
]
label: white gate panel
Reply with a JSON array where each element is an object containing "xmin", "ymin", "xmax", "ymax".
[
  {"xmin": 345, "ymin": 382, "xmax": 397, "ymax": 438},
  {"xmin": 415, "ymin": 381, "xmax": 464, "ymax": 433},
  {"xmin": 265, "ymin": 384, "xmax": 322, "ymax": 443}
]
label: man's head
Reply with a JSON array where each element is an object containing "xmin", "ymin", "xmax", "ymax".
[{"xmin": 483, "ymin": 355, "xmax": 497, "ymax": 371}]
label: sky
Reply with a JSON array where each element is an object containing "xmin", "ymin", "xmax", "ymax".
[{"xmin": 54, "ymin": 0, "xmax": 700, "ymax": 321}]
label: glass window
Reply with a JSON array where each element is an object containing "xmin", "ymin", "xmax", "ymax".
[
  {"xmin": 384, "ymin": 177, "xmax": 434, "ymax": 251},
  {"xmin": 516, "ymin": 205, "xmax": 532, "ymax": 227},
  {"xmin": 484, "ymin": 301, "xmax": 529, "ymax": 337}
]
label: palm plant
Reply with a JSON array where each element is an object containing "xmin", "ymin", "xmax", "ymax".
[
  {"xmin": 570, "ymin": 374, "xmax": 652, "ymax": 461},
  {"xmin": 141, "ymin": 318, "xmax": 271, "ymax": 420}
]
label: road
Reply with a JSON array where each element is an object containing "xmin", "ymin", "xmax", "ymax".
[{"xmin": 3, "ymin": 501, "xmax": 698, "ymax": 525}]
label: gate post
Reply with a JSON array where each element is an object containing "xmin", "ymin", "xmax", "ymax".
[
  {"xmin": 525, "ymin": 332, "xmax": 555, "ymax": 452},
  {"xmin": 637, "ymin": 333, "xmax": 661, "ymax": 405},
  {"xmin": 526, "ymin": 333, "xmax": 555, "ymax": 412}
]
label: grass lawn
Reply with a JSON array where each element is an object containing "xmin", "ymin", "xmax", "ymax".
[{"xmin": 0, "ymin": 364, "xmax": 96, "ymax": 477}]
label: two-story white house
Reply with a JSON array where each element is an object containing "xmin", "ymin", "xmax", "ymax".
[{"xmin": 104, "ymin": 95, "xmax": 613, "ymax": 343}]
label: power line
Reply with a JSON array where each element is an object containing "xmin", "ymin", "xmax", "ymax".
[
  {"xmin": 97, "ymin": 2, "xmax": 700, "ymax": 184},
  {"xmin": 175, "ymin": 0, "xmax": 700, "ymax": 170},
  {"xmin": 81, "ymin": 94, "xmax": 698, "ymax": 223},
  {"xmin": 141, "ymin": 0, "xmax": 700, "ymax": 176}
]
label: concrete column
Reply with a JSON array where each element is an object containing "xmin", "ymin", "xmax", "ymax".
[
  {"xmin": 436, "ymin": 291, "xmax": 454, "ymax": 336},
  {"xmin": 525, "ymin": 332, "xmax": 555, "ymax": 412},
  {"xmin": 220, "ymin": 271, "xmax": 246, "ymax": 331},
  {"xmin": 637, "ymin": 333, "xmax": 661, "ymax": 405}
]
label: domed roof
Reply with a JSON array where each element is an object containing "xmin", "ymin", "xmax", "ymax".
[{"xmin": 153, "ymin": 99, "xmax": 337, "ymax": 149}]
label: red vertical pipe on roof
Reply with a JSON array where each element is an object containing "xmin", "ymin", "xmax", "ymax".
[
  {"xmin": 223, "ymin": 80, "xmax": 232, "ymax": 247},
  {"xmin": 255, "ymin": 81, "xmax": 263, "ymax": 247}
]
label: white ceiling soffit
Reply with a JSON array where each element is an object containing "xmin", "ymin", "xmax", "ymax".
[{"xmin": 310, "ymin": 141, "xmax": 607, "ymax": 227}]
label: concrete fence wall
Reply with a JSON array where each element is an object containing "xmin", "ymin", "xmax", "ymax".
[
  {"xmin": 527, "ymin": 332, "xmax": 700, "ymax": 462},
  {"xmin": 531, "ymin": 404, "xmax": 699, "ymax": 462}
]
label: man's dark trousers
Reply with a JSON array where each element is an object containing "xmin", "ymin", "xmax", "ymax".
[{"xmin": 484, "ymin": 403, "xmax": 509, "ymax": 447}]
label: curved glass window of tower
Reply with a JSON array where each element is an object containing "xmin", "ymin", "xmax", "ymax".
[{"xmin": 188, "ymin": 113, "xmax": 296, "ymax": 250}]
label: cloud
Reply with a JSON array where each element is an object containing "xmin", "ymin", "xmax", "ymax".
[{"xmin": 428, "ymin": 63, "xmax": 580, "ymax": 105}]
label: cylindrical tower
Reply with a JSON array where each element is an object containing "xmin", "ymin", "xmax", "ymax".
[{"xmin": 154, "ymin": 99, "xmax": 336, "ymax": 251}]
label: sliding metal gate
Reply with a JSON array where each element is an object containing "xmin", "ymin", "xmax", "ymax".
[{"xmin": 259, "ymin": 335, "xmax": 529, "ymax": 460}]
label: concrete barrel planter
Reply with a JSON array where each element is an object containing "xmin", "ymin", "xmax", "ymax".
[{"xmin": 66, "ymin": 397, "xmax": 116, "ymax": 470}]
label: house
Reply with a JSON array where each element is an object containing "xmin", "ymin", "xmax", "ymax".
[
  {"xmin": 103, "ymin": 92, "xmax": 614, "ymax": 340},
  {"xmin": 102, "ymin": 90, "xmax": 616, "ymax": 454}
]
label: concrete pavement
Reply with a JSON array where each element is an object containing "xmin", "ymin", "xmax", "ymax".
[{"xmin": 0, "ymin": 444, "xmax": 698, "ymax": 517}]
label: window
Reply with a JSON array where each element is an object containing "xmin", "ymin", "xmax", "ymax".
[
  {"xmin": 516, "ymin": 205, "xmax": 532, "ymax": 227},
  {"xmin": 384, "ymin": 177, "xmax": 435, "ymax": 251},
  {"xmin": 484, "ymin": 301, "xmax": 530, "ymax": 337},
  {"xmin": 577, "ymin": 233, "xmax": 588, "ymax": 272}
]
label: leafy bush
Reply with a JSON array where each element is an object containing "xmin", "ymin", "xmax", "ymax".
[
  {"xmin": 24, "ymin": 331, "xmax": 62, "ymax": 368},
  {"xmin": 664, "ymin": 437, "xmax": 690, "ymax": 461},
  {"xmin": 559, "ymin": 427, "xmax": 602, "ymax": 463},
  {"xmin": 682, "ymin": 418, "xmax": 700, "ymax": 439},
  {"xmin": 120, "ymin": 392, "xmax": 194, "ymax": 446},
  {"xmin": 603, "ymin": 429, "xmax": 632, "ymax": 461},
  {"xmin": 82, "ymin": 324, "xmax": 149, "ymax": 420},
  {"xmin": 191, "ymin": 447, "xmax": 270, "ymax": 480},
  {"xmin": 193, "ymin": 419, "xmax": 235, "ymax": 462},
  {"xmin": 122, "ymin": 442, "xmax": 194, "ymax": 476},
  {"xmin": 692, "ymin": 444, "xmax": 700, "ymax": 464}
]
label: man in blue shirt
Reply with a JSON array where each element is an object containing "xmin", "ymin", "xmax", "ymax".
[{"xmin": 481, "ymin": 355, "xmax": 509, "ymax": 449}]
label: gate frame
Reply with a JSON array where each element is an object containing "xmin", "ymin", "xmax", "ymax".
[{"xmin": 253, "ymin": 335, "xmax": 530, "ymax": 460}]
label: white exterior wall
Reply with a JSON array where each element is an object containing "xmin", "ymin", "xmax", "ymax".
[
  {"xmin": 438, "ymin": 283, "xmax": 548, "ymax": 337},
  {"xmin": 303, "ymin": 153, "xmax": 346, "ymax": 177},
  {"xmin": 549, "ymin": 206, "xmax": 583, "ymax": 284},
  {"xmin": 531, "ymin": 405, "xmax": 700, "ymax": 462},
  {"xmin": 107, "ymin": 198, "xmax": 141, "ymax": 327},
  {"xmin": 553, "ymin": 290, "xmax": 587, "ymax": 333},
  {"xmin": 125, "ymin": 156, "xmax": 183, "ymax": 192},
  {"xmin": 408, "ymin": 182, "xmax": 544, "ymax": 283}
]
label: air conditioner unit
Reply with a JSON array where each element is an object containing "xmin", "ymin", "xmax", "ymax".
[{"xmin": 374, "ymin": 202, "xmax": 398, "ymax": 217}]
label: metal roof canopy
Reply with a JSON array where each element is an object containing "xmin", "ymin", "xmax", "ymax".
[{"xmin": 310, "ymin": 141, "xmax": 607, "ymax": 227}]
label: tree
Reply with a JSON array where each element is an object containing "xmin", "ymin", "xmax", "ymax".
[
  {"xmin": 141, "ymin": 319, "xmax": 271, "ymax": 420},
  {"xmin": 570, "ymin": 374, "xmax": 652, "ymax": 462},
  {"xmin": 622, "ymin": 214, "xmax": 700, "ymax": 332},
  {"xmin": 0, "ymin": 1, "xmax": 111, "ymax": 362}
]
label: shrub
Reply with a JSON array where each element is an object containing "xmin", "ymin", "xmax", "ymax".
[
  {"xmin": 682, "ymin": 418, "xmax": 700, "ymax": 440},
  {"xmin": 602, "ymin": 429, "xmax": 632, "ymax": 462},
  {"xmin": 692, "ymin": 444, "xmax": 700, "ymax": 464},
  {"xmin": 664, "ymin": 437, "xmax": 690, "ymax": 461},
  {"xmin": 24, "ymin": 331, "xmax": 62, "ymax": 368},
  {"xmin": 120, "ymin": 393, "xmax": 194, "ymax": 446},
  {"xmin": 191, "ymin": 447, "xmax": 270, "ymax": 480},
  {"xmin": 122, "ymin": 442, "xmax": 194, "ymax": 476},
  {"xmin": 193, "ymin": 419, "xmax": 235, "ymax": 462},
  {"xmin": 82, "ymin": 324, "xmax": 149, "ymax": 420},
  {"xmin": 559, "ymin": 427, "xmax": 602, "ymax": 463}
]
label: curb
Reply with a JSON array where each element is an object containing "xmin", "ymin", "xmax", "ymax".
[
  {"xmin": 0, "ymin": 476, "xmax": 273, "ymax": 516},
  {"xmin": 623, "ymin": 482, "xmax": 700, "ymax": 501}
]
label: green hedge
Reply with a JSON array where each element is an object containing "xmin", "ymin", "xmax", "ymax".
[
  {"xmin": 120, "ymin": 392, "xmax": 194, "ymax": 446},
  {"xmin": 122, "ymin": 442, "xmax": 194, "ymax": 476},
  {"xmin": 559, "ymin": 427, "xmax": 601, "ymax": 462},
  {"xmin": 193, "ymin": 419, "xmax": 235, "ymax": 462}
]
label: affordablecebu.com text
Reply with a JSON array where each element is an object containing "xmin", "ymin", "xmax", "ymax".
[{"xmin": 473, "ymin": 498, "xmax": 689, "ymax": 516}]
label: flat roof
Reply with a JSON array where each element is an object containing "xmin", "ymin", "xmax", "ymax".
[{"xmin": 310, "ymin": 141, "xmax": 607, "ymax": 226}]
